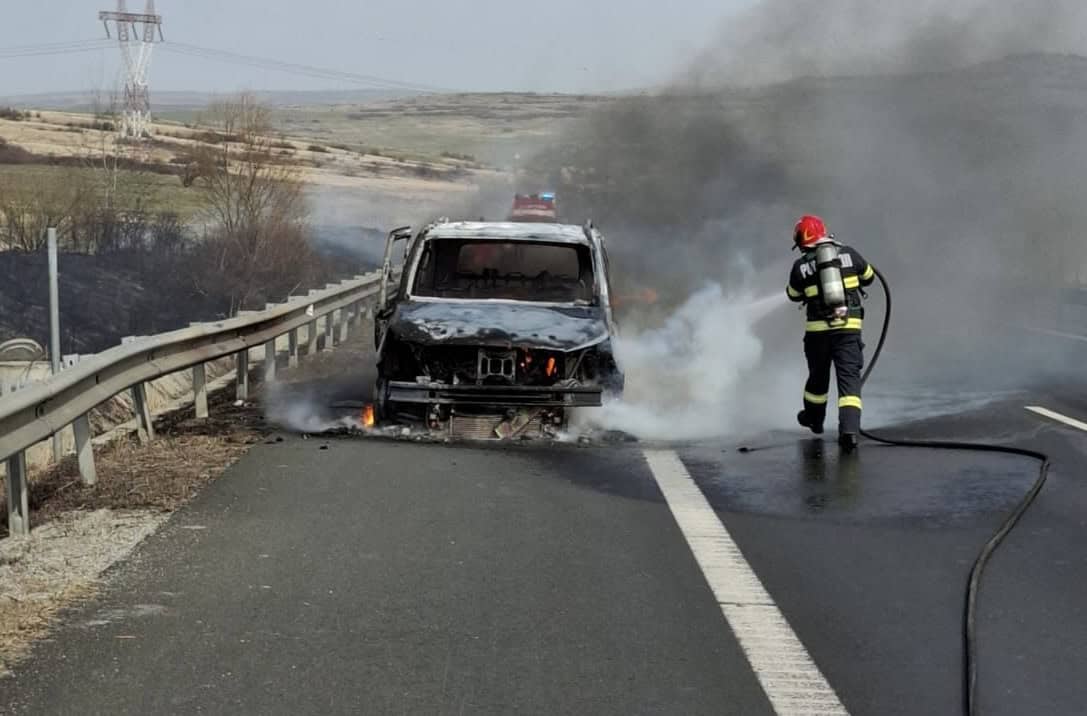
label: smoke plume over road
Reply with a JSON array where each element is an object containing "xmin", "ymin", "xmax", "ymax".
[
  {"xmin": 527, "ymin": 0, "xmax": 1087, "ymax": 438},
  {"xmin": 691, "ymin": 0, "xmax": 1087, "ymax": 88}
]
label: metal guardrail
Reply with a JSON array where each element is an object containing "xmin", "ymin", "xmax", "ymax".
[{"xmin": 1, "ymin": 269, "xmax": 392, "ymax": 538}]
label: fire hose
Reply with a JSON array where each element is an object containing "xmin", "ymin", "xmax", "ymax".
[{"xmin": 861, "ymin": 268, "xmax": 1051, "ymax": 716}]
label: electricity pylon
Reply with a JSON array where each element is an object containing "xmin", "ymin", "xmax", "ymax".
[{"xmin": 99, "ymin": 1, "xmax": 164, "ymax": 140}]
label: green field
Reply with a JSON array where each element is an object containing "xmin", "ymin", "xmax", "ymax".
[
  {"xmin": 265, "ymin": 93, "xmax": 611, "ymax": 169},
  {"xmin": 0, "ymin": 165, "xmax": 209, "ymax": 220}
]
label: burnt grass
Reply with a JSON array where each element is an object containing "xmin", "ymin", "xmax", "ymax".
[{"xmin": 0, "ymin": 251, "xmax": 221, "ymax": 354}]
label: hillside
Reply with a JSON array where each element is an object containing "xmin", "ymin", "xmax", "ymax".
[
  {"xmin": 0, "ymin": 89, "xmax": 419, "ymax": 112},
  {"xmin": 0, "ymin": 92, "xmax": 616, "ymax": 234}
]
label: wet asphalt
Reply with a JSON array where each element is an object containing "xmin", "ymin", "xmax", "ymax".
[{"xmin": 1, "ymin": 390, "xmax": 1086, "ymax": 715}]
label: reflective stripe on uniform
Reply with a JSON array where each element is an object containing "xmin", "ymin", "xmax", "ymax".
[
  {"xmin": 804, "ymin": 285, "xmax": 819, "ymax": 298},
  {"xmin": 839, "ymin": 396, "xmax": 863, "ymax": 410},
  {"xmin": 806, "ymin": 318, "xmax": 863, "ymax": 332},
  {"xmin": 787, "ymin": 285, "xmax": 802, "ymax": 299},
  {"xmin": 843, "ymin": 276, "xmax": 860, "ymax": 289},
  {"xmin": 862, "ymin": 265, "xmax": 875, "ymax": 281},
  {"xmin": 804, "ymin": 392, "xmax": 829, "ymax": 405}
]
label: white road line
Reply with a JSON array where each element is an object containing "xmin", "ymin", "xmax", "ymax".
[
  {"xmin": 1026, "ymin": 405, "xmax": 1087, "ymax": 433},
  {"xmin": 643, "ymin": 449, "xmax": 848, "ymax": 716},
  {"xmin": 1024, "ymin": 326, "xmax": 1087, "ymax": 344}
]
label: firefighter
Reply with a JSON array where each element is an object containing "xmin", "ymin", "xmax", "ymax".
[{"xmin": 786, "ymin": 215, "xmax": 876, "ymax": 453}]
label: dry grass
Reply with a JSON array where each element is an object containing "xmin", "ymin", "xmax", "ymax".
[
  {"xmin": 0, "ymin": 326, "xmax": 381, "ymax": 673},
  {"xmin": 0, "ymin": 99, "xmax": 517, "ymax": 227},
  {"xmin": 0, "ymin": 390, "xmax": 271, "ymax": 674},
  {"xmin": 34, "ymin": 436, "xmax": 249, "ymax": 520},
  {"xmin": 1, "ymin": 391, "xmax": 268, "ymax": 540},
  {"xmin": 0, "ymin": 509, "xmax": 172, "ymax": 675},
  {"xmin": 0, "ymin": 581, "xmax": 95, "ymax": 676}
]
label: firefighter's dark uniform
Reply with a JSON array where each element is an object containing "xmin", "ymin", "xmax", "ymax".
[{"xmin": 786, "ymin": 243, "xmax": 876, "ymax": 438}]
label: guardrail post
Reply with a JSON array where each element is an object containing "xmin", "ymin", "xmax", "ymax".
[
  {"xmin": 131, "ymin": 382, "xmax": 155, "ymax": 444},
  {"xmin": 236, "ymin": 350, "xmax": 250, "ymax": 401},
  {"xmin": 324, "ymin": 313, "xmax": 335, "ymax": 351},
  {"xmin": 338, "ymin": 308, "xmax": 350, "ymax": 343},
  {"xmin": 48, "ymin": 228, "xmax": 63, "ymax": 464},
  {"xmin": 5, "ymin": 451, "xmax": 30, "ymax": 537},
  {"xmin": 193, "ymin": 363, "xmax": 209, "ymax": 419},
  {"xmin": 72, "ymin": 414, "xmax": 97, "ymax": 486},
  {"xmin": 307, "ymin": 319, "xmax": 319, "ymax": 356},
  {"xmin": 288, "ymin": 329, "xmax": 300, "ymax": 369},
  {"xmin": 264, "ymin": 339, "xmax": 277, "ymax": 382}
]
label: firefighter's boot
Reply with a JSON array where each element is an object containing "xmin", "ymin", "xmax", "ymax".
[{"xmin": 798, "ymin": 410, "xmax": 825, "ymax": 435}]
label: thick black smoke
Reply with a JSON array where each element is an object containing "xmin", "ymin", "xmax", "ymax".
[
  {"xmin": 522, "ymin": 1, "xmax": 1087, "ymax": 400},
  {"xmin": 691, "ymin": 0, "xmax": 1087, "ymax": 88}
]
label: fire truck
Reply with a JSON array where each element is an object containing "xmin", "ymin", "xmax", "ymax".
[{"xmin": 507, "ymin": 192, "xmax": 558, "ymax": 223}]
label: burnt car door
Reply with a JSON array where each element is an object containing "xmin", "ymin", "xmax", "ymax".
[
  {"xmin": 374, "ymin": 226, "xmax": 413, "ymax": 349},
  {"xmin": 588, "ymin": 225, "xmax": 619, "ymax": 336}
]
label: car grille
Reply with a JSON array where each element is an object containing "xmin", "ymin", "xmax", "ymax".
[{"xmin": 449, "ymin": 412, "xmax": 547, "ymax": 440}]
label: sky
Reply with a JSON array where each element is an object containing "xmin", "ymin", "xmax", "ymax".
[{"xmin": 0, "ymin": 0, "xmax": 756, "ymax": 96}]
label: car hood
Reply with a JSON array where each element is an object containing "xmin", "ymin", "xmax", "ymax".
[{"xmin": 389, "ymin": 300, "xmax": 610, "ymax": 351}]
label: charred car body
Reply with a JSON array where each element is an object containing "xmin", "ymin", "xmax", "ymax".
[{"xmin": 373, "ymin": 221, "xmax": 623, "ymax": 439}]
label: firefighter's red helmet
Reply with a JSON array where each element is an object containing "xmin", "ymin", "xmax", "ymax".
[{"xmin": 793, "ymin": 215, "xmax": 829, "ymax": 249}]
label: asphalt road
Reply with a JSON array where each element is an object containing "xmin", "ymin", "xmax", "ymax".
[{"xmin": 2, "ymin": 390, "xmax": 1086, "ymax": 715}]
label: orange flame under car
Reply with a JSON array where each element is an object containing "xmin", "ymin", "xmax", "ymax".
[
  {"xmin": 362, "ymin": 404, "xmax": 376, "ymax": 429},
  {"xmin": 612, "ymin": 288, "xmax": 659, "ymax": 308}
]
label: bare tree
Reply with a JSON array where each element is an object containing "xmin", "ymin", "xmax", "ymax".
[
  {"xmin": 188, "ymin": 93, "xmax": 318, "ymax": 314},
  {"xmin": 0, "ymin": 82, "xmax": 162, "ymax": 254}
]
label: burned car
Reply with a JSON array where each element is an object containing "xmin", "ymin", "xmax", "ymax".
[{"xmin": 373, "ymin": 220, "xmax": 623, "ymax": 439}]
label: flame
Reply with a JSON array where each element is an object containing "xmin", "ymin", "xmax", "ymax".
[
  {"xmin": 362, "ymin": 404, "xmax": 376, "ymax": 429},
  {"xmin": 546, "ymin": 357, "xmax": 557, "ymax": 377},
  {"xmin": 612, "ymin": 287, "xmax": 660, "ymax": 308}
]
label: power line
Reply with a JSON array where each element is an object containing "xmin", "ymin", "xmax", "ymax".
[
  {"xmin": 160, "ymin": 41, "xmax": 451, "ymax": 93},
  {"xmin": 0, "ymin": 37, "xmax": 451, "ymax": 94},
  {"xmin": 0, "ymin": 39, "xmax": 112, "ymax": 53},
  {"xmin": 0, "ymin": 40, "xmax": 113, "ymax": 59},
  {"xmin": 159, "ymin": 43, "xmax": 443, "ymax": 93}
]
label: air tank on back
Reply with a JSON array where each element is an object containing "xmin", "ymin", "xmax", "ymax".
[{"xmin": 815, "ymin": 243, "xmax": 847, "ymax": 316}]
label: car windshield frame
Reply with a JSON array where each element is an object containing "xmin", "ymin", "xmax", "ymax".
[{"xmin": 406, "ymin": 237, "xmax": 599, "ymax": 306}]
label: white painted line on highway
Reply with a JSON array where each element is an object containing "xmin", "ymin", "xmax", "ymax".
[
  {"xmin": 1024, "ymin": 326, "xmax": 1087, "ymax": 344},
  {"xmin": 643, "ymin": 449, "xmax": 848, "ymax": 716},
  {"xmin": 1026, "ymin": 405, "xmax": 1087, "ymax": 433}
]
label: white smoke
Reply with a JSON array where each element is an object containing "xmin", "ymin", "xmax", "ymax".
[
  {"xmin": 586, "ymin": 285, "xmax": 791, "ymax": 441},
  {"xmin": 263, "ymin": 380, "xmax": 363, "ymax": 434}
]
